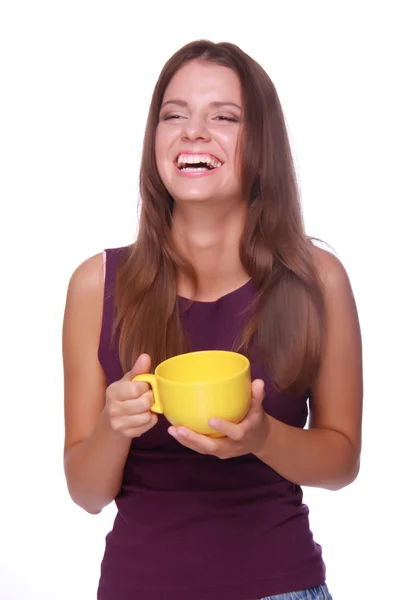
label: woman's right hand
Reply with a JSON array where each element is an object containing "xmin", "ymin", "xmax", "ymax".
[{"xmin": 105, "ymin": 353, "xmax": 158, "ymax": 438}]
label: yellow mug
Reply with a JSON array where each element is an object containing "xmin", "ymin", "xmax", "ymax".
[{"xmin": 133, "ymin": 350, "xmax": 251, "ymax": 437}]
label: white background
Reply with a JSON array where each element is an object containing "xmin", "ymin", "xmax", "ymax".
[{"xmin": 1, "ymin": 1, "xmax": 399, "ymax": 599}]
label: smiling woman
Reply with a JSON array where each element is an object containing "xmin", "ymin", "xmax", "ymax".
[
  {"xmin": 62, "ymin": 39, "xmax": 361, "ymax": 600},
  {"xmin": 156, "ymin": 64, "xmax": 243, "ymax": 204}
]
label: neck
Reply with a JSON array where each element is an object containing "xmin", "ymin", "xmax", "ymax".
[{"xmin": 171, "ymin": 200, "xmax": 249, "ymax": 300}]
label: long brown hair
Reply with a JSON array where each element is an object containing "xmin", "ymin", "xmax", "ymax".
[{"xmin": 114, "ymin": 40, "xmax": 326, "ymax": 394}]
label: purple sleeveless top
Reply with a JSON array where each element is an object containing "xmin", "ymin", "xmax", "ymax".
[{"xmin": 97, "ymin": 247, "xmax": 326, "ymax": 600}]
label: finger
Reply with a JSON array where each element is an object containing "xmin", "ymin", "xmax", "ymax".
[
  {"xmin": 122, "ymin": 353, "xmax": 152, "ymax": 381},
  {"xmin": 118, "ymin": 390, "xmax": 154, "ymax": 415},
  {"xmin": 207, "ymin": 418, "xmax": 245, "ymax": 441},
  {"xmin": 250, "ymin": 379, "xmax": 265, "ymax": 409},
  {"xmin": 208, "ymin": 380, "xmax": 265, "ymax": 439},
  {"xmin": 122, "ymin": 413, "xmax": 158, "ymax": 438},
  {"xmin": 118, "ymin": 380, "xmax": 151, "ymax": 401},
  {"xmin": 116, "ymin": 410, "xmax": 155, "ymax": 431},
  {"xmin": 168, "ymin": 426, "xmax": 219, "ymax": 454}
]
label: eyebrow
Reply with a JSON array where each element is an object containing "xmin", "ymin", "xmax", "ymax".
[{"xmin": 160, "ymin": 99, "xmax": 242, "ymax": 111}]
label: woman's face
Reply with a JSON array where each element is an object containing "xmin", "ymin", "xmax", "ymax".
[{"xmin": 155, "ymin": 60, "xmax": 243, "ymax": 207}]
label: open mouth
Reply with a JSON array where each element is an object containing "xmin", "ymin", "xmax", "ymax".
[{"xmin": 175, "ymin": 153, "xmax": 223, "ymax": 173}]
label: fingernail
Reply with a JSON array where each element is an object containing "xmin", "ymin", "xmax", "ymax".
[{"xmin": 208, "ymin": 418, "xmax": 219, "ymax": 428}]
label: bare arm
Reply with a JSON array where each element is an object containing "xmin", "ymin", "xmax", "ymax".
[
  {"xmin": 255, "ymin": 248, "xmax": 363, "ymax": 490},
  {"xmin": 62, "ymin": 253, "xmax": 132, "ymax": 514}
]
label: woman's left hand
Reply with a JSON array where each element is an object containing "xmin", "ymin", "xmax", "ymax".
[{"xmin": 168, "ymin": 379, "xmax": 268, "ymax": 459}]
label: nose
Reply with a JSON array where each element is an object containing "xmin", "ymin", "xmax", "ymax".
[{"xmin": 181, "ymin": 115, "xmax": 211, "ymax": 142}]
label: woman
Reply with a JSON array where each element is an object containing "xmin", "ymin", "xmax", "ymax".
[{"xmin": 63, "ymin": 40, "xmax": 362, "ymax": 600}]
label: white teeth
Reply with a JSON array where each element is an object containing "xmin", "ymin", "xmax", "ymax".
[
  {"xmin": 176, "ymin": 153, "xmax": 222, "ymax": 169},
  {"xmin": 181, "ymin": 167, "xmax": 208, "ymax": 172}
]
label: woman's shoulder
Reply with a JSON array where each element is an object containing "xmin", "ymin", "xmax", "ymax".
[
  {"xmin": 312, "ymin": 246, "xmax": 353, "ymax": 302},
  {"xmin": 67, "ymin": 246, "xmax": 131, "ymax": 295},
  {"xmin": 65, "ymin": 253, "xmax": 105, "ymax": 314},
  {"xmin": 311, "ymin": 244, "xmax": 352, "ymax": 293}
]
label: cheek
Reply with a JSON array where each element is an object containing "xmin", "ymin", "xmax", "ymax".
[
  {"xmin": 155, "ymin": 128, "xmax": 175, "ymax": 170},
  {"xmin": 154, "ymin": 130, "xmax": 163, "ymax": 167},
  {"xmin": 214, "ymin": 129, "xmax": 240, "ymax": 156},
  {"xmin": 154, "ymin": 135, "xmax": 173, "ymax": 191}
]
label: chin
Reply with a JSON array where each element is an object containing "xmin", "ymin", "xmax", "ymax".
[
  {"xmin": 166, "ymin": 185, "xmax": 217, "ymax": 204},
  {"xmin": 174, "ymin": 193, "xmax": 215, "ymax": 204}
]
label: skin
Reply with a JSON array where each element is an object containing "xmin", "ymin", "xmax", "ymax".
[
  {"xmin": 63, "ymin": 60, "xmax": 362, "ymax": 519},
  {"xmin": 156, "ymin": 60, "xmax": 250, "ymax": 300}
]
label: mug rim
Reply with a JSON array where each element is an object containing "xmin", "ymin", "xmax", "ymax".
[{"xmin": 154, "ymin": 350, "xmax": 250, "ymax": 385}]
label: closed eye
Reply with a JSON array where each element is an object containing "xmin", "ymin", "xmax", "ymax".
[
  {"xmin": 214, "ymin": 116, "xmax": 240, "ymax": 122},
  {"xmin": 163, "ymin": 114, "xmax": 185, "ymax": 121},
  {"xmin": 162, "ymin": 114, "xmax": 239, "ymax": 122}
]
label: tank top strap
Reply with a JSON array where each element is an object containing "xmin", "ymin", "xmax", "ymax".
[{"xmin": 98, "ymin": 246, "xmax": 128, "ymax": 384}]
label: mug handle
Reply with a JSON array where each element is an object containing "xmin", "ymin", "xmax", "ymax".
[{"xmin": 132, "ymin": 374, "xmax": 163, "ymax": 414}]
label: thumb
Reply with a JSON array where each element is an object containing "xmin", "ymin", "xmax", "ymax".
[
  {"xmin": 122, "ymin": 353, "xmax": 152, "ymax": 381},
  {"xmin": 250, "ymin": 379, "xmax": 265, "ymax": 410}
]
